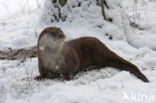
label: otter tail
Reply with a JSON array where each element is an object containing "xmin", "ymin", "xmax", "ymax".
[{"xmin": 109, "ymin": 55, "xmax": 149, "ymax": 82}]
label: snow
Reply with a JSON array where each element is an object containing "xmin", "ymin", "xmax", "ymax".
[
  {"xmin": 0, "ymin": 0, "xmax": 43, "ymax": 17},
  {"xmin": 0, "ymin": 0, "xmax": 156, "ymax": 103},
  {"xmin": 121, "ymin": 0, "xmax": 156, "ymax": 50}
]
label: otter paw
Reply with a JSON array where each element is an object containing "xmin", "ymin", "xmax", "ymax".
[{"xmin": 35, "ymin": 75, "xmax": 44, "ymax": 80}]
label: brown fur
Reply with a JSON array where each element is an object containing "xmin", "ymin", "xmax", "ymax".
[{"xmin": 35, "ymin": 27, "xmax": 149, "ymax": 82}]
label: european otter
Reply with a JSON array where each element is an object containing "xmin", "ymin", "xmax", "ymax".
[{"xmin": 35, "ymin": 27, "xmax": 149, "ymax": 82}]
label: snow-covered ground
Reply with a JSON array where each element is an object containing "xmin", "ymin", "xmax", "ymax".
[{"xmin": 0, "ymin": 0, "xmax": 156, "ymax": 103}]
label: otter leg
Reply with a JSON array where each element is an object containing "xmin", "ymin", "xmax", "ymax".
[
  {"xmin": 62, "ymin": 71, "xmax": 75, "ymax": 81},
  {"xmin": 35, "ymin": 60, "xmax": 49, "ymax": 80},
  {"xmin": 62, "ymin": 72, "xmax": 71, "ymax": 80},
  {"xmin": 35, "ymin": 64, "xmax": 58, "ymax": 80}
]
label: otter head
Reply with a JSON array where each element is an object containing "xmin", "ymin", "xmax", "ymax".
[
  {"xmin": 39, "ymin": 27, "xmax": 65, "ymax": 51},
  {"xmin": 42, "ymin": 27, "xmax": 65, "ymax": 41}
]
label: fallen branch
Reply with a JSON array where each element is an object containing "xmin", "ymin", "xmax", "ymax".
[{"xmin": 0, "ymin": 46, "xmax": 37, "ymax": 62}]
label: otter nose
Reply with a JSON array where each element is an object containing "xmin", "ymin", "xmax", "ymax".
[{"xmin": 59, "ymin": 34, "xmax": 64, "ymax": 38}]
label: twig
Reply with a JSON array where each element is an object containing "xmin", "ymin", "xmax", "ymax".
[{"xmin": 101, "ymin": 0, "xmax": 107, "ymax": 20}]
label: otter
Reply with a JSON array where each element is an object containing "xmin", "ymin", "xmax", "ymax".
[{"xmin": 35, "ymin": 27, "xmax": 149, "ymax": 82}]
